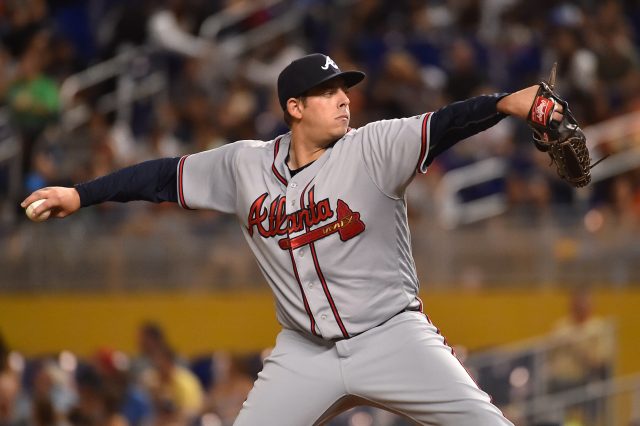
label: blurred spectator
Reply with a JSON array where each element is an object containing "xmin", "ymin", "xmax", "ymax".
[
  {"xmin": 0, "ymin": 47, "xmax": 13, "ymax": 99},
  {"xmin": 592, "ymin": 174, "xmax": 640, "ymax": 230},
  {"xmin": 547, "ymin": 287, "xmax": 614, "ymax": 392},
  {"xmin": 98, "ymin": 1, "xmax": 154, "ymax": 59},
  {"xmin": 130, "ymin": 322, "xmax": 171, "ymax": 383},
  {"xmin": 68, "ymin": 363, "xmax": 128, "ymax": 426},
  {"xmin": 244, "ymin": 36, "xmax": 306, "ymax": 89},
  {"xmin": 26, "ymin": 359, "xmax": 76, "ymax": 426},
  {"xmin": 592, "ymin": 1, "xmax": 637, "ymax": 83},
  {"xmin": 47, "ymin": 0, "xmax": 96, "ymax": 68},
  {"xmin": 0, "ymin": 334, "xmax": 27, "ymax": 426},
  {"xmin": 370, "ymin": 50, "xmax": 435, "ymax": 119},
  {"xmin": 93, "ymin": 348, "xmax": 152, "ymax": 426},
  {"xmin": 205, "ymin": 352, "xmax": 253, "ymax": 426},
  {"xmin": 544, "ymin": 25, "xmax": 598, "ymax": 124},
  {"xmin": 0, "ymin": 0, "xmax": 49, "ymax": 59},
  {"xmin": 143, "ymin": 102, "xmax": 186, "ymax": 159},
  {"xmin": 216, "ymin": 77, "xmax": 259, "ymax": 141},
  {"xmin": 546, "ymin": 287, "xmax": 614, "ymax": 425},
  {"xmin": 141, "ymin": 345, "xmax": 204, "ymax": 425},
  {"xmin": 4, "ymin": 30, "xmax": 60, "ymax": 194},
  {"xmin": 147, "ymin": 0, "xmax": 213, "ymax": 59},
  {"xmin": 45, "ymin": 35, "xmax": 85, "ymax": 83},
  {"xmin": 444, "ymin": 37, "xmax": 487, "ymax": 102}
]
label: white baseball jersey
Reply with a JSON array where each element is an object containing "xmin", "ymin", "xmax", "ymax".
[{"xmin": 177, "ymin": 113, "xmax": 432, "ymax": 341}]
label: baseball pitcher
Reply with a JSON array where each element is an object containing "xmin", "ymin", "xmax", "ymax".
[{"xmin": 22, "ymin": 54, "xmax": 591, "ymax": 425}]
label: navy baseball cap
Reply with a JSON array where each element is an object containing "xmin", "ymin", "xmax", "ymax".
[{"xmin": 277, "ymin": 53, "xmax": 366, "ymax": 110}]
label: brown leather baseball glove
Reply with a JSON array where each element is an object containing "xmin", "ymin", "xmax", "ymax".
[{"xmin": 527, "ymin": 64, "xmax": 604, "ymax": 188}]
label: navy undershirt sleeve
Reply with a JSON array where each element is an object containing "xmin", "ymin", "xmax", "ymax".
[
  {"xmin": 425, "ymin": 93, "xmax": 510, "ymax": 166},
  {"xmin": 74, "ymin": 157, "xmax": 180, "ymax": 207}
]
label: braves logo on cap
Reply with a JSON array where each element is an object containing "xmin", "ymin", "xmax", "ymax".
[
  {"xmin": 321, "ymin": 56, "xmax": 339, "ymax": 71},
  {"xmin": 277, "ymin": 53, "xmax": 365, "ymax": 110}
]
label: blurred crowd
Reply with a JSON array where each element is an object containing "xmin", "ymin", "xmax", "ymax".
[
  {"xmin": 1, "ymin": 0, "xmax": 640, "ymax": 227},
  {"xmin": 0, "ymin": 322, "xmax": 264, "ymax": 426}
]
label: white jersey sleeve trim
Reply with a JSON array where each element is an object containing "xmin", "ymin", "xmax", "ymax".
[{"xmin": 416, "ymin": 112, "xmax": 433, "ymax": 175}]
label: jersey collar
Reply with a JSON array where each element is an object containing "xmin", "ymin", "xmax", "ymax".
[{"xmin": 271, "ymin": 132, "xmax": 344, "ymax": 187}]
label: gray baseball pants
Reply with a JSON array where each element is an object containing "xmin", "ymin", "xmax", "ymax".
[{"xmin": 234, "ymin": 311, "xmax": 513, "ymax": 425}]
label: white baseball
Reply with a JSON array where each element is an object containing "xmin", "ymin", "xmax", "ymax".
[{"xmin": 25, "ymin": 199, "xmax": 51, "ymax": 222}]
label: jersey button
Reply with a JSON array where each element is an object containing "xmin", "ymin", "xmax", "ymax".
[
  {"xmin": 298, "ymin": 249, "xmax": 305, "ymax": 257},
  {"xmin": 290, "ymin": 182, "xmax": 297, "ymax": 188},
  {"xmin": 307, "ymin": 282, "xmax": 313, "ymax": 289},
  {"xmin": 321, "ymin": 314, "xmax": 327, "ymax": 320}
]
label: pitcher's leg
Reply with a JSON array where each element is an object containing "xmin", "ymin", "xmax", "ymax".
[
  {"xmin": 234, "ymin": 329, "xmax": 346, "ymax": 426},
  {"xmin": 345, "ymin": 312, "xmax": 513, "ymax": 426}
]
